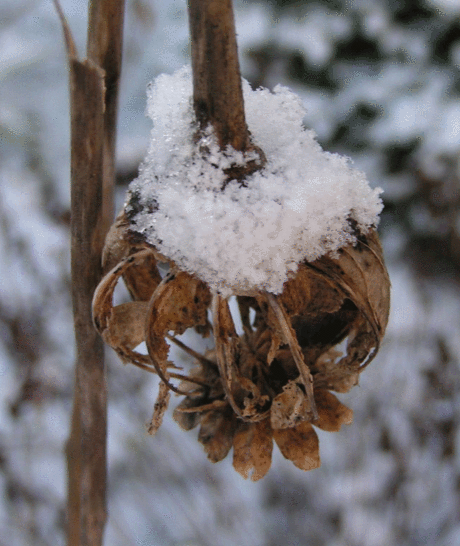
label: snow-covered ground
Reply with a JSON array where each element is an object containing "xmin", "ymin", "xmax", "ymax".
[{"xmin": 1, "ymin": 0, "xmax": 460, "ymax": 545}]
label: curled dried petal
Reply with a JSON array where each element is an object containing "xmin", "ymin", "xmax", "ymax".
[
  {"xmin": 92, "ymin": 250, "xmax": 157, "ymax": 369},
  {"xmin": 145, "ymin": 270, "xmax": 212, "ymax": 393},
  {"xmin": 93, "ymin": 249, "xmax": 152, "ymax": 338},
  {"xmin": 212, "ymin": 294, "xmax": 245, "ymax": 419},
  {"xmin": 123, "ymin": 251, "xmax": 162, "ymax": 302},
  {"xmin": 266, "ymin": 294, "xmax": 318, "ymax": 421},
  {"xmin": 104, "ymin": 301, "xmax": 148, "ymax": 350}
]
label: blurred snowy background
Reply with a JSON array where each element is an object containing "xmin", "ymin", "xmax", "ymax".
[{"xmin": 1, "ymin": 0, "xmax": 460, "ymax": 544}]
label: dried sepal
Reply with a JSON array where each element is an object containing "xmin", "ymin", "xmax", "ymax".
[
  {"xmin": 232, "ymin": 419, "xmax": 273, "ymax": 481},
  {"xmin": 147, "ymin": 380, "xmax": 171, "ymax": 435},
  {"xmin": 198, "ymin": 407, "xmax": 237, "ymax": 463},
  {"xmin": 314, "ymin": 389, "xmax": 353, "ymax": 432},
  {"xmin": 145, "ymin": 269, "xmax": 212, "ymax": 393},
  {"xmin": 273, "ymin": 421, "xmax": 320, "ymax": 471}
]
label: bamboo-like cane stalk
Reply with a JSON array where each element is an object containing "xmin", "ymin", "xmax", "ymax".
[{"xmin": 54, "ymin": 1, "xmax": 125, "ymax": 544}]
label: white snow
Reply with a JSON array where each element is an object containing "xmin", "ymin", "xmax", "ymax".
[{"xmin": 127, "ymin": 66, "xmax": 383, "ymax": 296}]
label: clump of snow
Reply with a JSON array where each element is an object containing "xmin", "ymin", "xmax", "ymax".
[{"xmin": 126, "ymin": 66, "xmax": 383, "ymax": 296}]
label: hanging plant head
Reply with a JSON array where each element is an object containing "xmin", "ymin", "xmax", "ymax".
[{"xmin": 92, "ymin": 0, "xmax": 390, "ymax": 480}]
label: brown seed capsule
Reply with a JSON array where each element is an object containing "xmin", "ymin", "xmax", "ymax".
[{"xmin": 92, "ymin": 210, "xmax": 390, "ymax": 479}]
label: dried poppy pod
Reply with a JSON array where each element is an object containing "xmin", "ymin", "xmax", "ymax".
[{"xmin": 92, "ymin": 209, "xmax": 390, "ymax": 480}]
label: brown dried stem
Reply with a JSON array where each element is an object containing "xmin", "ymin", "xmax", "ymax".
[
  {"xmin": 55, "ymin": 1, "xmax": 125, "ymax": 545},
  {"xmin": 188, "ymin": 0, "xmax": 249, "ymax": 150},
  {"xmin": 188, "ymin": 0, "xmax": 265, "ymax": 180},
  {"xmin": 87, "ymin": 0, "xmax": 125, "ymax": 233}
]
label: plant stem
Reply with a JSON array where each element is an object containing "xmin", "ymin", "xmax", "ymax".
[
  {"xmin": 87, "ymin": 0, "xmax": 125, "ymax": 234},
  {"xmin": 55, "ymin": 1, "xmax": 125, "ymax": 544},
  {"xmin": 67, "ymin": 54, "xmax": 107, "ymax": 546},
  {"xmin": 188, "ymin": 0, "xmax": 266, "ymax": 185},
  {"xmin": 188, "ymin": 0, "xmax": 251, "ymax": 152}
]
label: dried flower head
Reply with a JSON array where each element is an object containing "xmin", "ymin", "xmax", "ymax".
[
  {"xmin": 92, "ymin": 208, "xmax": 390, "ymax": 480},
  {"xmin": 93, "ymin": 65, "xmax": 390, "ymax": 480}
]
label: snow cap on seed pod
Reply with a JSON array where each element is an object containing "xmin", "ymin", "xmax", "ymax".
[
  {"xmin": 92, "ymin": 67, "xmax": 390, "ymax": 480},
  {"xmin": 125, "ymin": 66, "xmax": 383, "ymax": 297}
]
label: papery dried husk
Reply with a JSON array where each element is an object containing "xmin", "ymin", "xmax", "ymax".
[
  {"xmin": 144, "ymin": 269, "xmax": 212, "ymax": 390},
  {"xmin": 198, "ymin": 407, "xmax": 237, "ymax": 462},
  {"xmin": 92, "ymin": 249, "xmax": 158, "ymax": 367},
  {"xmin": 273, "ymin": 421, "xmax": 320, "ymax": 471},
  {"xmin": 314, "ymin": 389, "xmax": 353, "ymax": 432},
  {"xmin": 232, "ymin": 419, "xmax": 273, "ymax": 481},
  {"xmin": 301, "ymin": 229, "xmax": 390, "ymax": 393},
  {"xmin": 92, "ymin": 216, "xmax": 389, "ymax": 478}
]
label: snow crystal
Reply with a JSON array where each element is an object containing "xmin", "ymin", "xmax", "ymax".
[{"xmin": 126, "ymin": 66, "xmax": 382, "ymax": 296}]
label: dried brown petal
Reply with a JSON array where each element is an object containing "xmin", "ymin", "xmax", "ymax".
[
  {"xmin": 314, "ymin": 389, "xmax": 353, "ymax": 432},
  {"xmin": 273, "ymin": 421, "xmax": 320, "ymax": 471},
  {"xmin": 311, "ymin": 229, "xmax": 390, "ymax": 349},
  {"xmin": 145, "ymin": 270, "xmax": 212, "ymax": 391},
  {"xmin": 198, "ymin": 409, "xmax": 237, "ymax": 463},
  {"xmin": 232, "ymin": 419, "xmax": 273, "ymax": 481},
  {"xmin": 93, "ymin": 250, "xmax": 155, "ymax": 368}
]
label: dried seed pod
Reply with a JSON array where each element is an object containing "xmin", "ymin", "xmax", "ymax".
[{"xmin": 92, "ymin": 213, "xmax": 390, "ymax": 480}]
